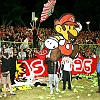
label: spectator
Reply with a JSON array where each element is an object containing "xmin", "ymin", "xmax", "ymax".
[
  {"xmin": 44, "ymin": 58, "xmax": 59, "ymax": 94},
  {"xmin": 61, "ymin": 56, "xmax": 73, "ymax": 91},
  {"xmin": 96, "ymin": 54, "xmax": 100, "ymax": 93},
  {"xmin": 18, "ymin": 49, "xmax": 26, "ymax": 60},
  {"xmin": 33, "ymin": 29, "xmax": 39, "ymax": 49},
  {"xmin": 1, "ymin": 53, "xmax": 16, "ymax": 97},
  {"xmin": 96, "ymin": 45, "xmax": 100, "ymax": 58},
  {"xmin": 0, "ymin": 25, "xmax": 100, "ymax": 59},
  {"xmin": 10, "ymin": 52, "xmax": 17, "ymax": 85}
]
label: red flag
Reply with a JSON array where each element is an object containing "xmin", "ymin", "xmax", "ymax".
[{"xmin": 40, "ymin": 0, "xmax": 56, "ymax": 22}]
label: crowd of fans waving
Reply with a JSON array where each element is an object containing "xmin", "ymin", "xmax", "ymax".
[{"xmin": 0, "ymin": 25, "xmax": 100, "ymax": 60}]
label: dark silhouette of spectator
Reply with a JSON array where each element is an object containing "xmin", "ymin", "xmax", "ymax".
[
  {"xmin": 10, "ymin": 52, "xmax": 17, "ymax": 85},
  {"xmin": 33, "ymin": 29, "xmax": 38, "ymax": 49}
]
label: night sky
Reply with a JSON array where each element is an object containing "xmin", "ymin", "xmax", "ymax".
[
  {"xmin": 18, "ymin": 0, "xmax": 100, "ymax": 30},
  {"xmin": 20, "ymin": 0, "xmax": 75, "ymax": 26},
  {"xmin": 0, "ymin": 0, "xmax": 99, "ymax": 30},
  {"xmin": 21, "ymin": 0, "xmax": 36, "ymax": 11},
  {"xmin": 20, "ymin": 0, "xmax": 74, "ymax": 12}
]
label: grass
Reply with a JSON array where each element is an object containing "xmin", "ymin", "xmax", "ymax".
[{"xmin": 0, "ymin": 73, "xmax": 100, "ymax": 100}]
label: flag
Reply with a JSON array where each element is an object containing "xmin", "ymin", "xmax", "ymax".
[{"xmin": 40, "ymin": 0, "xmax": 56, "ymax": 22}]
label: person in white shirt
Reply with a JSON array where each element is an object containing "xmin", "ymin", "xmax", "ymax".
[
  {"xmin": 20, "ymin": 37, "xmax": 29, "ymax": 49},
  {"xmin": 61, "ymin": 56, "xmax": 73, "ymax": 90},
  {"xmin": 18, "ymin": 49, "xmax": 26, "ymax": 60}
]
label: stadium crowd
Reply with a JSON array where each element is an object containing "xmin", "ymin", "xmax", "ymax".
[{"xmin": 0, "ymin": 25, "xmax": 100, "ymax": 59}]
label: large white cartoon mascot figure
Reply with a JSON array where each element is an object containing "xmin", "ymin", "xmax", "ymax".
[
  {"xmin": 45, "ymin": 36, "xmax": 61, "ymax": 61},
  {"xmin": 45, "ymin": 13, "xmax": 82, "ymax": 60}
]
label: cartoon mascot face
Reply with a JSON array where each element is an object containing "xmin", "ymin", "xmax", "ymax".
[
  {"xmin": 45, "ymin": 37, "xmax": 58, "ymax": 50},
  {"xmin": 54, "ymin": 13, "xmax": 82, "ymax": 40},
  {"xmin": 44, "ymin": 13, "xmax": 82, "ymax": 60}
]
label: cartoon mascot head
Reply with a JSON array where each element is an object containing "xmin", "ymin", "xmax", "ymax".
[
  {"xmin": 45, "ymin": 36, "xmax": 61, "ymax": 61},
  {"xmin": 54, "ymin": 13, "xmax": 82, "ymax": 40}
]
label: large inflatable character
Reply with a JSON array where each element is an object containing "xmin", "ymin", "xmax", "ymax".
[{"xmin": 45, "ymin": 13, "xmax": 82, "ymax": 61}]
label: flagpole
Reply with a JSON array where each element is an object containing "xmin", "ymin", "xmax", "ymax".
[
  {"xmin": 38, "ymin": 22, "xmax": 41, "ymax": 29},
  {"xmin": 37, "ymin": 22, "xmax": 41, "ymax": 34},
  {"xmin": 36, "ymin": 22, "xmax": 41, "ymax": 51}
]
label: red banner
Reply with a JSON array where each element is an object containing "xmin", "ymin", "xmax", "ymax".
[
  {"xmin": 72, "ymin": 56, "xmax": 97, "ymax": 75},
  {"xmin": 16, "ymin": 47, "xmax": 98, "ymax": 77},
  {"xmin": 17, "ymin": 56, "xmax": 97, "ymax": 77}
]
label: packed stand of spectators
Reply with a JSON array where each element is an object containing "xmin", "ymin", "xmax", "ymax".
[
  {"xmin": 75, "ymin": 31, "xmax": 100, "ymax": 58},
  {"xmin": 0, "ymin": 25, "xmax": 100, "ymax": 60},
  {"xmin": 0, "ymin": 25, "xmax": 56, "ymax": 60}
]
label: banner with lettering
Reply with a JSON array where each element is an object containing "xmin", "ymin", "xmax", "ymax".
[{"xmin": 17, "ymin": 56, "xmax": 97, "ymax": 78}]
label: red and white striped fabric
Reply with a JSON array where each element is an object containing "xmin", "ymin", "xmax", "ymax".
[{"xmin": 40, "ymin": 0, "xmax": 56, "ymax": 22}]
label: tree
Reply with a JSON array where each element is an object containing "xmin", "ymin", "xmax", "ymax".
[{"xmin": 0, "ymin": 0, "xmax": 25, "ymax": 26}]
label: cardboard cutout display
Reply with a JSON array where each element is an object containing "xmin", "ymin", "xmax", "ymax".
[
  {"xmin": 50, "ymin": 48, "xmax": 61, "ymax": 61},
  {"xmin": 44, "ymin": 36, "xmax": 61, "ymax": 61},
  {"xmin": 45, "ymin": 13, "xmax": 82, "ymax": 60}
]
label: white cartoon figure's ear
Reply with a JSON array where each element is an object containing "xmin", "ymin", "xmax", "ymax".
[
  {"xmin": 44, "ymin": 37, "xmax": 58, "ymax": 50},
  {"xmin": 75, "ymin": 22, "xmax": 82, "ymax": 33}
]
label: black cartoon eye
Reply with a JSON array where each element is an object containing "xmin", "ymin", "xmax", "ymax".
[
  {"xmin": 69, "ymin": 26, "xmax": 71, "ymax": 30},
  {"xmin": 73, "ymin": 27, "xmax": 75, "ymax": 30}
]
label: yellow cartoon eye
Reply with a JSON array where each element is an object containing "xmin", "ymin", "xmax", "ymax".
[
  {"xmin": 65, "ymin": 25, "xmax": 70, "ymax": 30},
  {"xmin": 55, "ymin": 25, "xmax": 62, "ymax": 33},
  {"xmin": 69, "ymin": 26, "xmax": 71, "ymax": 30}
]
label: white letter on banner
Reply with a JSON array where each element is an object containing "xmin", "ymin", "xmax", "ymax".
[
  {"xmin": 83, "ymin": 59, "xmax": 92, "ymax": 73},
  {"xmin": 30, "ymin": 59, "xmax": 45, "ymax": 76},
  {"xmin": 73, "ymin": 58, "xmax": 83, "ymax": 72}
]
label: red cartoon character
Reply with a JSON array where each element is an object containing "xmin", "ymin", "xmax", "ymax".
[{"xmin": 54, "ymin": 13, "xmax": 82, "ymax": 58}]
